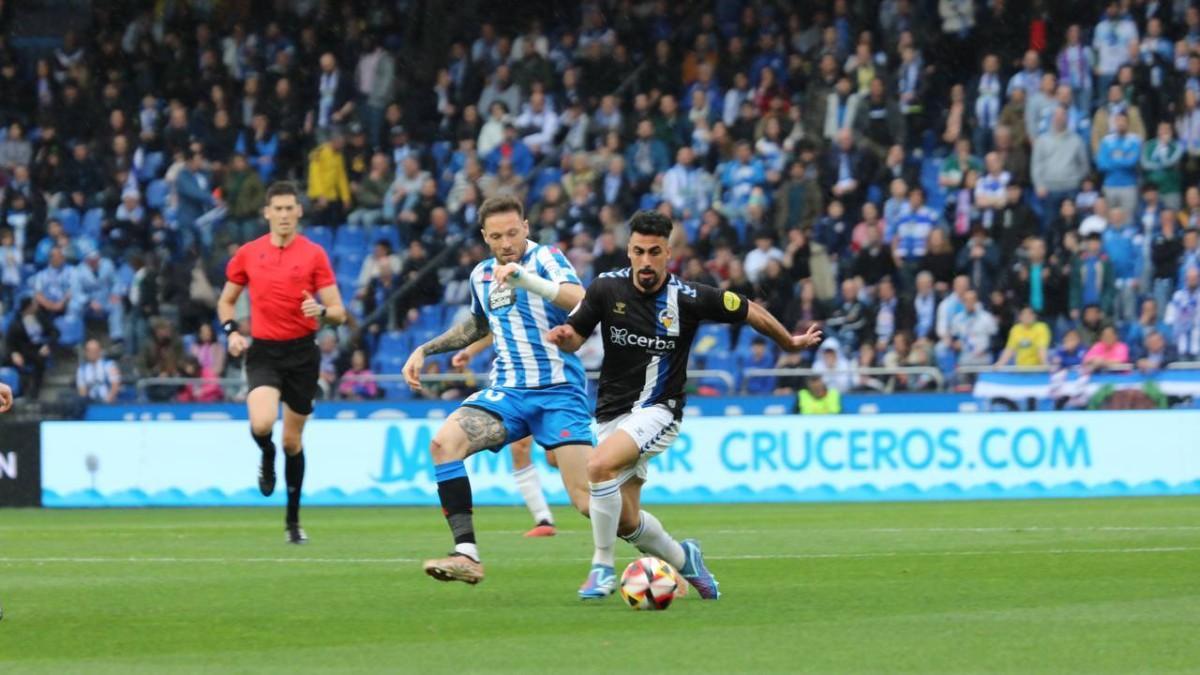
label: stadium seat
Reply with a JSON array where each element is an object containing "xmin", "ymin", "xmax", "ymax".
[
  {"xmin": 146, "ymin": 179, "xmax": 170, "ymax": 209},
  {"xmin": 54, "ymin": 315, "xmax": 84, "ymax": 347},
  {"xmin": 335, "ymin": 251, "xmax": 366, "ymax": 280},
  {"xmin": 431, "ymin": 141, "xmax": 452, "ymax": 171},
  {"xmin": 136, "ymin": 151, "xmax": 166, "ymax": 183},
  {"xmin": 55, "ymin": 208, "xmax": 81, "ymax": 236},
  {"xmin": 367, "ymin": 224, "xmax": 402, "ymax": 252},
  {"xmin": 692, "ymin": 324, "xmax": 731, "ymax": 358},
  {"xmin": 376, "ymin": 330, "xmax": 412, "ymax": 359},
  {"xmin": 82, "ymin": 208, "xmax": 104, "ymax": 240},
  {"xmin": 334, "ymin": 225, "xmax": 367, "ymax": 252},
  {"xmin": 528, "ymin": 167, "xmax": 562, "ymax": 205},
  {"xmin": 305, "ymin": 225, "xmax": 333, "ymax": 252}
]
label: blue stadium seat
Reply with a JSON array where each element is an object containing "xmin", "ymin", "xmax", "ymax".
[
  {"xmin": 528, "ymin": 167, "xmax": 562, "ymax": 204},
  {"xmin": 55, "ymin": 208, "xmax": 81, "ymax": 236},
  {"xmin": 136, "ymin": 151, "xmax": 166, "ymax": 183},
  {"xmin": 367, "ymin": 224, "xmax": 402, "ymax": 252},
  {"xmin": 146, "ymin": 179, "xmax": 170, "ymax": 210},
  {"xmin": 54, "ymin": 315, "xmax": 84, "ymax": 347},
  {"xmin": 335, "ymin": 250, "xmax": 366, "ymax": 280},
  {"xmin": 376, "ymin": 330, "xmax": 412, "ymax": 358},
  {"xmin": 82, "ymin": 208, "xmax": 104, "ymax": 240},
  {"xmin": 692, "ymin": 324, "xmax": 731, "ymax": 358},
  {"xmin": 0, "ymin": 366, "xmax": 19, "ymax": 397},
  {"xmin": 305, "ymin": 225, "xmax": 333, "ymax": 252},
  {"xmin": 431, "ymin": 141, "xmax": 452, "ymax": 171},
  {"xmin": 334, "ymin": 225, "xmax": 368, "ymax": 252},
  {"xmin": 412, "ymin": 305, "xmax": 443, "ymax": 332}
]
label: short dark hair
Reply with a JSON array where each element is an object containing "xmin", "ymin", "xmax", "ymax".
[
  {"xmin": 265, "ymin": 181, "xmax": 300, "ymax": 203},
  {"xmin": 478, "ymin": 194, "xmax": 524, "ymax": 227},
  {"xmin": 628, "ymin": 210, "xmax": 673, "ymax": 239}
]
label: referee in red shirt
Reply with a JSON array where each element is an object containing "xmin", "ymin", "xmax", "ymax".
[{"xmin": 217, "ymin": 181, "xmax": 346, "ymax": 544}]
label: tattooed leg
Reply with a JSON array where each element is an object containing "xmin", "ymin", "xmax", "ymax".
[{"xmin": 425, "ymin": 406, "xmax": 510, "ymax": 565}]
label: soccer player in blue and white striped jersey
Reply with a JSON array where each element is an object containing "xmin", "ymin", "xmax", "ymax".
[{"xmin": 402, "ymin": 195, "xmax": 594, "ymax": 585}]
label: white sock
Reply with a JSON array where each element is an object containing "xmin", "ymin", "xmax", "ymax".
[
  {"xmin": 622, "ymin": 510, "xmax": 686, "ymax": 571},
  {"xmin": 513, "ymin": 465, "xmax": 553, "ymax": 526},
  {"xmin": 453, "ymin": 542, "xmax": 479, "ymax": 561},
  {"xmin": 588, "ymin": 478, "xmax": 623, "ymax": 567}
]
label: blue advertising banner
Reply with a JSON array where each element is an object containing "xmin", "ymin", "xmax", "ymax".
[{"xmin": 42, "ymin": 411, "xmax": 1200, "ymax": 507}]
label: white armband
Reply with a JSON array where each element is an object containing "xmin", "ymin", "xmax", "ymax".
[{"xmin": 509, "ymin": 268, "xmax": 560, "ymax": 301}]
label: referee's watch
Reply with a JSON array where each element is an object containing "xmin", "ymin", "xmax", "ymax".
[
  {"xmin": 319, "ymin": 306, "xmax": 328, "ymax": 320},
  {"xmin": 222, "ymin": 320, "xmax": 238, "ymax": 336}
]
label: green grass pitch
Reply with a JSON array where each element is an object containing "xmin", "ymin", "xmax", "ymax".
[{"xmin": 1, "ymin": 498, "xmax": 1198, "ymax": 673}]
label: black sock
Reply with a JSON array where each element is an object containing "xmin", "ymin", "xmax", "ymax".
[
  {"xmin": 285, "ymin": 450, "xmax": 305, "ymax": 526},
  {"xmin": 252, "ymin": 431, "xmax": 275, "ymax": 459},
  {"xmin": 434, "ymin": 460, "xmax": 475, "ymax": 549}
]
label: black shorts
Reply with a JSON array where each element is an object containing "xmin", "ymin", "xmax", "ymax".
[{"xmin": 246, "ymin": 335, "xmax": 320, "ymax": 415}]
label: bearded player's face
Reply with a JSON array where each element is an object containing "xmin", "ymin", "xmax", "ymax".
[
  {"xmin": 264, "ymin": 195, "xmax": 301, "ymax": 237},
  {"xmin": 628, "ymin": 232, "xmax": 670, "ymax": 293},
  {"xmin": 481, "ymin": 210, "xmax": 529, "ymax": 263}
]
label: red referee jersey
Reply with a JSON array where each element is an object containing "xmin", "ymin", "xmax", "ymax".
[{"xmin": 226, "ymin": 234, "xmax": 336, "ymax": 340}]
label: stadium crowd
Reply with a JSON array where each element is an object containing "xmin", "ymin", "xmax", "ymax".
[{"xmin": 2, "ymin": 0, "xmax": 1200, "ymax": 405}]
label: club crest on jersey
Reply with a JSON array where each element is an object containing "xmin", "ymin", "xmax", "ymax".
[
  {"xmin": 657, "ymin": 307, "xmax": 677, "ymax": 330},
  {"xmin": 614, "ymin": 301, "xmax": 626, "ymax": 315},
  {"xmin": 489, "ymin": 284, "xmax": 516, "ymax": 313}
]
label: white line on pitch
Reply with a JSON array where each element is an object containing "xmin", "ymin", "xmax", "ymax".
[{"xmin": 0, "ymin": 547, "xmax": 1196, "ymax": 565}]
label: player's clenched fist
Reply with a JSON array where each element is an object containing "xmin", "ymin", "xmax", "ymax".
[
  {"xmin": 301, "ymin": 290, "xmax": 323, "ymax": 318},
  {"xmin": 227, "ymin": 331, "xmax": 248, "ymax": 358}
]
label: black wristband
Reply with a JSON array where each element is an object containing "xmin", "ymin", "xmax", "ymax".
[
  {"xmin": 222, "ymin": 320, "xmax": 238, "ymax": 336},
  {"xmin": 320, "ymin": 306, "xmax": 327, "ymax": 319}
]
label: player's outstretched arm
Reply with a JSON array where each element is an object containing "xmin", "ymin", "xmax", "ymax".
[
  {"xmin": 217, "ymin": 281, "xmax": 248, "ymax": 357},
  {"xmin": 403, "ymin": 314, "xmax": 491, "ymax": 390},
  {"xmin": 746, "ymin": 301, "xmax": 823, "ymax": 353},
  {"xmin": 546, "ymin": 324, "xmax": 585, "ymax": 352}
]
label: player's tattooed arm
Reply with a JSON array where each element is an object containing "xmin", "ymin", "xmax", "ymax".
[
  {"xmin": 420, "ymin": 314, "xmax": 491, "ymax": 356},
  {"xmin": 452, "ymin": 407, "xmax": 509, "ymax": 453}
]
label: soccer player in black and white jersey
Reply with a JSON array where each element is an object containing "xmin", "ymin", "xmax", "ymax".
[{"xmin": 548, "ymin": 210, "xmax": 822, "ymax": 599}]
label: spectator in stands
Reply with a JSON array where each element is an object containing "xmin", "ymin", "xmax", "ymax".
[
  {"xmin": 1084, "ymin": 325, "xmax": 1131, "ymax": 370},
  {"xmin": 5, "ymin": 297, "xmax": 53, "ymax": 398},
  {"xmin": 996, "ymin": 306, "xmax": 1051, "ymax": 367},
  {"xmin": 1165, "ymin": 266, "xmax": 1200, "ymax": 359},
  {"xmin": 219, "ymin": 154, "xmax": 264, "ymax": 245},
  {"xmin": 484, "ymin": 123, "xmax": 535, "ymax": 176},
  {"xmin": 798, "ymin": 374, "xmax": 841, "ymax": 415},
  {"xmin": 138, "ymin": 317, "xmax": 184, "ymax": 402},
  {"xmin": 866, "ymin": 276, "xmax": 912, "ymax": 353},
  {"xmin": 76, "ymin": 338, "xmax": 121, "ymax": 403},
  {"xmin": 0, "ymin": 228, "xmax": 19, "ymax": 312},
  {"xmin": 337, "ymin": 349, "xmax": 379, "ymax": 400},
  {"xmin": 33, "ymin": 246, "xmax": 72, "ymax": 320},
  {"xmin": 1096, "ymin": 112, "xmax": 1143, "ymax": 220},
  {"xmin": 744, "ymin": 230, "xmax": 784, "ymax": 284},
  {"xmin": 825, "ymin": 278, "xmax": 866, "ymax": 351},
  {"xmin": 890, "ymin": 186, "xmax": 939, "ymax": 281},
  {"xmin": 309, "ymin": 52, "xmax": 356, "ymax": 136},
  {"xmin": 939, "ymin": 138, "xmax": 982, "ymax": 193},
  {"xmin": 235, "ymin": 112, "xmax": 279, "ymax": 183},
  {"xmin": 741, "ymin": 338, "xmax": 776, "ymax": 395},
  {"xmin": 812, "ymin": 336, "xmax": 854, "ymax": 392},
  {"xmin": 812, "ymin": 199, "xmax": 850, "ymax": 263},
  {"xmin": 1142, "ymin": 122, "xmax": 1185, "ymax": 209},
  {"xmin": 1137, "ymin": 330, "xmax": 1176, "ymax": 373},
  {"xmin": 71, "ymin": 250, "xmax": 124, "ymax": 343},
  {"xmin": 625, "ymin": 118, "xmax": 670, "ymax": 194},
  {"xmin": 189, "ymin": 322, "xmax": 226, "ymax": 380},
  {"xmin": 1032, "ymin": 107, "xmax": 1090, "ymax": 229},
  {"xmin": 1051, "ymin": 328, "xmax": 1088, "ymax": 371},
  {"xmin": 1070, "ymin": 233, "xmax": 1116, "ymax": 320},
  {"xmin": 821, "ymin": 128, "xmax": 869, "ymax": 217},
  {"xmin": 956, "ymin": 227, "xmax": 1000, "ymax": 299},
  {"xmin": 175, "ymin": 150, "xmax": 217, "ymax": 252},
  {"xmin": 949, "ymin": 289, "xmax": 999, "ymax": 368},
  {"xmin": 305, "ymin": 129, "xmax": 351, "ymax": 227},
  {"xmin": 853, "ymin": 220, "xmax": 897, "ymax": 290},
  {"xmin": 175, "ymin": 354, "xmax": 224, "ymax": 403},
  {"xmin": 662, "ymin": 146, "xmax": 712, "ymax": 224}
]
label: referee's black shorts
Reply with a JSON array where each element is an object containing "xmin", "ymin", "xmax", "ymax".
[{"xmin": 246, "ymin": 334, "xmax": 320, "ymax": 415}]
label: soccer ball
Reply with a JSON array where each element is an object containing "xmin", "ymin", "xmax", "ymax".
[{"xmin": 619, "ymin": 557, "xmax": 679, "ymax": 611}]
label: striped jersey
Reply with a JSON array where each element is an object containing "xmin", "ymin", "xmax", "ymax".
[
  {"xmin": 567, "ymin": 269, "xmax": 749, "ymax": 423},
  {"xmin": 469, "ymin": 240, "xmax": 587, "ymax": 389}
]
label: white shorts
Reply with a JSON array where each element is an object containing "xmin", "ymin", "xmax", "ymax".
[{"xmin": 597, "ymin": 404, "xmax": 680, "ymax": 483}]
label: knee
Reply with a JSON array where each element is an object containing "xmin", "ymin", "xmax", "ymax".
[
  {"xmin": 282, "ymin": 436, "xmax": 303, "ymax": 456},
  {"xmin": 587, "ymin": 454, "xmax": 618, "ymax": 483},
  {"xmin": 429, "ymin": 436, "xmax": 465, "ymax": 463},
  {"xmin": 250, "ymin": 421, "xmax": 274, "ymax": 438}
]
